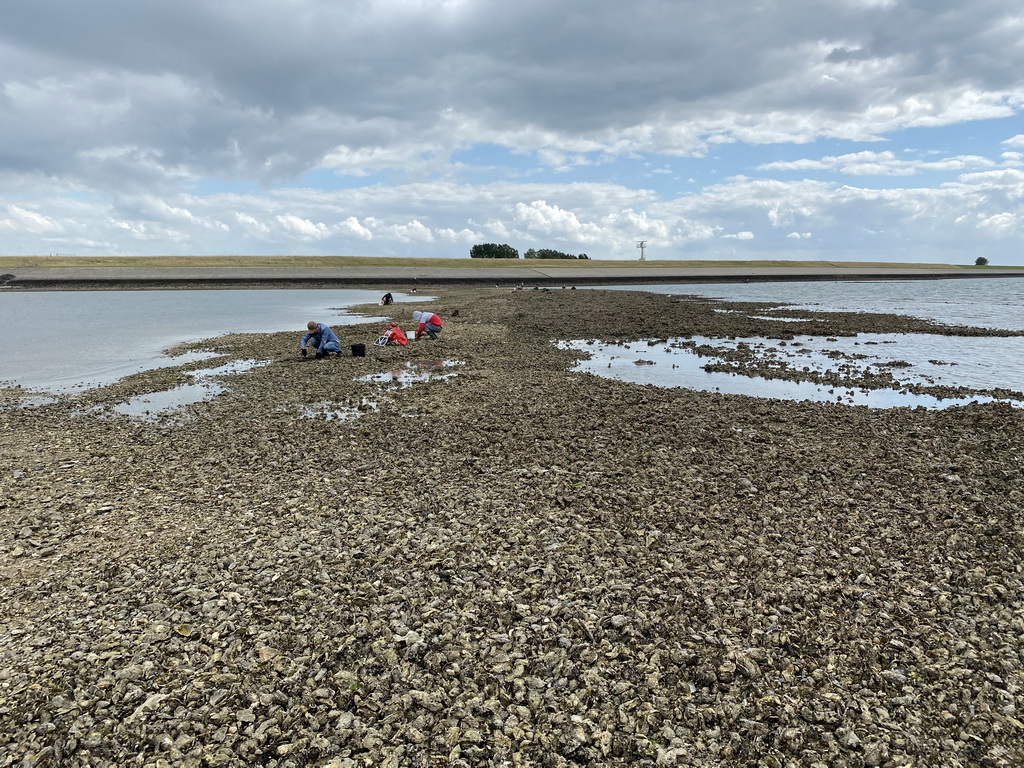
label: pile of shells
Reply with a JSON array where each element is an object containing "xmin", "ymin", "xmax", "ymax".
[{"xmin": 1, "ymin": 286, "xmax": 1022, "ymax": 767}]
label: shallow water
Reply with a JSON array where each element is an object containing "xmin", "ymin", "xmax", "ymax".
[
  {"xmin": 562, "ymin": 337, "xmax": 1024, "ymax": 409},
  {"xmin": 601, "ymin": 277, "xmax": 1024, "ymax": 330},
  {"xmin": 0, "ymin": 289, "xmax": 423, "ymax": 393},
  {"xmin": 293, "ymin": 399, "xmax": 380, "ymax": 421},
  {"xmin": 354, "ymin": 360, "xmax": 463, "ymax": 387},
  {"xmin": 109, "ymin": 359, "xmax": 466, "ymax": 422},
  {"xmin": 111, "ymin": 359, "xmax": 267, "ymax": 420},
  {"xmin": 576, "ymin": 278, "xmax": 1024, "ymax": 406}
]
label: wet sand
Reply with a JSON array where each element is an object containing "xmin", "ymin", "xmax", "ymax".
[{"xmin": 1, "ymin": 286, "xmax": 1022, "ymax": 767}]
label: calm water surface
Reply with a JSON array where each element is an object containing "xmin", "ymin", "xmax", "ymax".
[
  {"xmin": 573, "ymin": 278, "xmax": 1024, "ymax": 407},
  {"xmin": 603, "ymin": 277, "xmax": 1024, "ymax": 330},
  {"xmin": 0, "ymin": 289, "xmax": 417, "ymax": 393},
  {"xmin": 4, "ymin": 279, "xmax": 1021, "ymax": 408}
]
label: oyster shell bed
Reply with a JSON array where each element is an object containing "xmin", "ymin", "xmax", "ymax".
[{"xmin": 1, "ymin": 287, "xmax": 1022, "ymax": 768}]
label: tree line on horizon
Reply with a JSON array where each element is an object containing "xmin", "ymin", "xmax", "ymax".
[{"xmin": 470, "ymin": 243, "xmax": 590, "ymax": 260}]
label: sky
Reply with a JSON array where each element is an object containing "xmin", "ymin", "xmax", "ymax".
[{"xmin": 2, "ymin": 0, "xmax": 1024, "ymax": 263}]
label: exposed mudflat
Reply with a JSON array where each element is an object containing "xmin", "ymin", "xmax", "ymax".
[{"xmin": 2, "ymin": 287, "xmax": 1022, "ymax": 767}]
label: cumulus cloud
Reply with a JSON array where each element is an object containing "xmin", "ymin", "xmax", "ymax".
[
  {"xmin": 0, "ymin": 205, "xmax": 61, "ymax": 233},
  {"xmin": 512, "ymin": 200, "xmax": 604, "ymax": 242},
  {"xmin": 277, "ymin": 215, "xmax": 330, "ymax": 240},
  {"xmin": 338, "ymin": 217, "xmax": 373, "ymax": 240},
  {"xmin": 385, "ymin": 220, "xmax": 435, "ymax": 243},
  {"xmin": 234, "ymin": 212, "xmax": 270, "ymax": 237},
  {"xmin": 977, "ymin": 212, "xmax": 1019, "ymax": 235},
  {"xmin": 1, "ymin": 1, "xmax": 1024, "ymax": 261}
]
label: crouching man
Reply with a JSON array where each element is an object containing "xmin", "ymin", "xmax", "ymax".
[
  {"xmin": 301, "ymin": 321, "xmax": 343, "ymax": 358},
  {"xmin": 412, "ymin": 310, "xmax": 443, "ymax": 340}
]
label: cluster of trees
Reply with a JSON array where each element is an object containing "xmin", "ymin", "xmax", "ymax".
[
  {"xmin": 524, "ymin": 248, "xmax": 589, "ymax": 260},
  {"xmin": 469, "ymin": 243, "xmax": 589, "ymax": 260},
  {"xmin": 469, "ymin": 243, "xmax": 520, "ymax": 259}
]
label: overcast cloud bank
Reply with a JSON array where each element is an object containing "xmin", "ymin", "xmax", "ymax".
[{"xmin": 2, "ymin": 0, "xmax": 1024, "ymax": 262}]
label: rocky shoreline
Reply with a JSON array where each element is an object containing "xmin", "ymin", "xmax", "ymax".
[{"xmin": 2, "ymin": 286, "xmax": 1022, "ymax": 767}]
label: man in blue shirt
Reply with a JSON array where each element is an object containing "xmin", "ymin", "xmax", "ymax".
[{"xmin": 301, "ymin": 321, "xmax": 344, "ymax": 358}]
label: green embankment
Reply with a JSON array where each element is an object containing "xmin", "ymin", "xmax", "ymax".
[{"xmin": 0, "ymin": 255, "xmax": 1013, "ymax": 270}]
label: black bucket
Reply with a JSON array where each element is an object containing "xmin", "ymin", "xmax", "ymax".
[{"xmin": 351, "ymin": 343, "xmax": 366, "ymax": 357}]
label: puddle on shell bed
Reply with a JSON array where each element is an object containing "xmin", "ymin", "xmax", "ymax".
[
  {"xmin": 354, "ymin": 360, "xmax": 464, "ymax": 387},
  {"xmin": 285, "ymin": 360, "xmax": 464, "ymax": 421},
  {"xmin": 292, "ymin": 398, "xmax": 381, "ymax": 421},
  {"xmin": 2, "ymin": 394, "xmax": 60, "ymax": 410},
  {"xmin": 105, "ymin": 358, "xmax": 464, "ymax": 423},
  {"xmin": 111, "ymin": 359, "xmax": 267, "ymax": 421},
  {"xmin": 560, "ymin": 336, "xmax": 1024, "ymax": 410}
]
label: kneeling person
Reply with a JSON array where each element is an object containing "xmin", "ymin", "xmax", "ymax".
[{"xmin": 301, "ymin": 321, "xmax": 343, "ymax": 358}]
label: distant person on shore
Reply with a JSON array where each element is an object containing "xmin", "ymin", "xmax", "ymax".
[
  {"xmin": 300, "ymin": 321, "xmax": 343, "ymax": 358},
  {"xmin": 381, "ymin": 292, "xmax": 394, "ymax": 305},
  {"xmin": 412, "ymin": 310, "xmax": 443, "ymax": 340}
]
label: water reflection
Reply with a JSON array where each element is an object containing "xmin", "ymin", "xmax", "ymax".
[
  {"xmin": 355, "ymin": 360, "xmax": 464, "ymax": 387},
  {"xmin": 596, "ymin": 279, "xmax": 1024, "ymax": 331},
  {"xmin": 112, "ymin": 359, "xmax": 266, "ymax": 421},
  {"xmin": 280, "ymin": 361, "xmax": 465, "ymax": 421},
  {"xmin": 561, "ymin": 336, "xmax": 1023, "ymax": 409},
  {"xmin": 0, "ymin": 288, "xmax": 422, "ymax": 393},
  {"xmin": 0, "ymin": 394, "xmax": 59, "ymax": 410},
  {"xmin": 103, "ymin": 357, "xmax": 465, "ymax": 423}
]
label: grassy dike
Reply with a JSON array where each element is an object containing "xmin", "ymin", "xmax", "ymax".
[{"xmin": 0, "ymin": 255, "xmax": 1011, "ymax": 271}]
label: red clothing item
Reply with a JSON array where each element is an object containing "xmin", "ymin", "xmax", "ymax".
[
  {"xmin": 385, "ymin": 325, "xmax": 408, "ymax": 346},
  {"xmin": 417, "ymin": 313, "xmax": 443, "ymax": 334}
]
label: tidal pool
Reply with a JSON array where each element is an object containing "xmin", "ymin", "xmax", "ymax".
[
  {"xmin": 111, "ymin": 359, "xmax": 267, "ymax": 421},
  {"xmin": 293, "ymin": 398, "xmax": 380, "ymax": 421},
  {"xmin": 354, "ymin": 360, "xmax": 464, "ymax": 387},
  {"xmin": 273, "ymin": 361, "xmax": 465, "ymax": 421},
  {"xmin": 99, "ymin": 358, "xmax": 466, "ymax": 423},
  {"xmin": 561, "ymin": 335, "xmax": 1024, "ymax": 409}
]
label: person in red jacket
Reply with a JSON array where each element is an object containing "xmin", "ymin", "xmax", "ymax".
[{"xmin": 412, "ymin": 310, "xmax": 443, "ymax": 340}]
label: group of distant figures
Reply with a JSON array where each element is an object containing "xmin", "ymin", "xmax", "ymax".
[{"xmin": 299, "ymin": 291, "xmax": 441, "ymax": 359}]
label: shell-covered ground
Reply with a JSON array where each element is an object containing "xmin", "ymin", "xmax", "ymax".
[{"xmin": 1, "ymin": 286, "xmax": 1022, "ymax": 768}]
